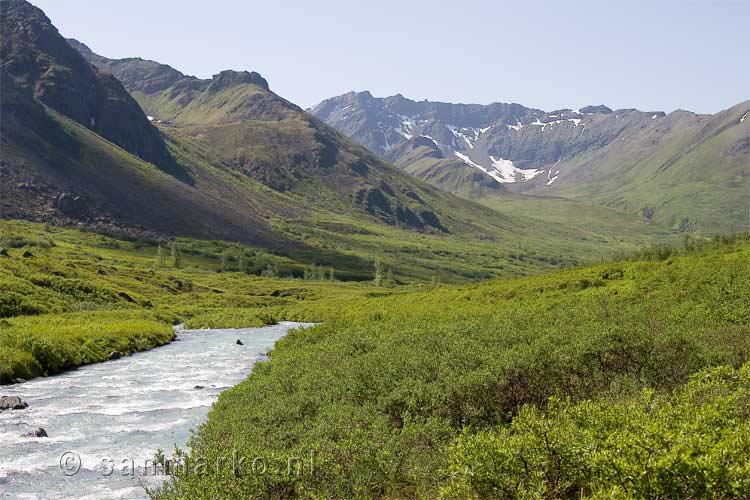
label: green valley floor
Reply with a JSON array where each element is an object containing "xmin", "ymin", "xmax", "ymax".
[{"xmin": 1, "ymin": 220, "xmax": 749, "ymax": 499}]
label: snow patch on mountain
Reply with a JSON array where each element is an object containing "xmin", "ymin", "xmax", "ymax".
[
  {"xmin": 394, "ymin": 123, "xmax": 413, "ymax": 140},
  {"xmin": 530, "ymin": 118, "xmax": 582, "ymax": 130},
  {"xmin": 546, "ymin": 159, "xmax": 562, "ymax": 185},
  {"xmin": 740, "ymin": 110, "xmax": 749, "ymax": 123},
  {"xmin": 490, "ymin": 156, "xmax": 543, "ymax": 182},
  {"xmin": 446, "ymin": 125, "xmax": 491, "ymax": 149},
  {"xmin": 447, "ymin": 125, "xmax": 475, "ymax": 149},
  {"xmin": 420, "ymin": 134, "xmax": 438, "ymax": 146},
  {"xmin": 454, "ymin": 152, "xmax": 488, "ymax": 173},
  {"xmin": 453, "ymin": 152, "xmax": 543, "ymax": 184}
]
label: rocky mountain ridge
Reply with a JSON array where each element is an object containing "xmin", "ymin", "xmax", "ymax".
[
  {"xmin": 311, "ymin": 91, "xmax": 668, "ymax": 188},
  {"xmin": 312, "ymin": 91, "xmax": 749, "ymax": 234}
]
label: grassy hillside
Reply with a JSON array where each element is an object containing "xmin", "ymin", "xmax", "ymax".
[
  {"xmin": 477, "ymin": 194, "xmax": 680, "ymax": 246},
  {"xmin": 3, "ymin": 57, "xmax": 679, "ymax": 284},
  {"xmin": 2, "ymin": 79, "xmax": 682, "ymax": 284},
  {"xmin": 0, "ymin": 219, "xmax": 396, "ymax": 383},
  {"xmin": 149, "ymin": 234, "xmax": 750, "ymax": 499},
  {"xmin": 533, "ymin": 103, "xmax": 750, "ymax": 234}
]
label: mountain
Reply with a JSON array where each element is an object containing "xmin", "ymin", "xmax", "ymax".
[
  {"xmin": 529, "ymin": 102, "xmax": 750, "ymax": 233},
  {"xmin": 1, "ymin": 1, "xmax": 179, "ymax": 176},
  {"xmin": 0, "ymin": 0, "xmax": 288, "ymax": 248},
  {"xmin": 1, "ymin": 0, "xmax": 678, "ymax": 283},
  {"xmin": 66, "ymin": 35, "xmax": 679, "ymax": 249},
  {"xmin": 311, "ymin": 92, "xmax": 749, "ymax": 234},
  {"xmin": 65, "ymin": 39, "xmax": 452, "ymax": 232}
]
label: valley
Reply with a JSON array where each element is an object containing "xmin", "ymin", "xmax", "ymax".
[{"xmin": 1, "ymin": 0, "xmax": 748, "ymax": 498}]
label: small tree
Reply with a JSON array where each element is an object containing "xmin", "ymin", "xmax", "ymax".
[
  {"xmin": 304, "ymin": 264, "xmax": 314, "ymax": 280},
  {"xmin": 373, "ymin": 259, "xmax": 384, "ymax": 287},
  {"xmin": 155, "ymin": 243, "xmax": 167, "ymax": 268},
  {"xmin": 261, "ymin": 263, "xmax": 278, "ymax": 278},
  {"xmin": 239, "ymin": 253, "xmax": 253, "ymax": 274},
  {"xmin": 171, "ymin": 241, "xmax": 182, "ymax": 269}
]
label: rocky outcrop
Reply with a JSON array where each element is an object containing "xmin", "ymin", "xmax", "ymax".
[
  {"xmin": 22, "ymin": 427, "xmax": 47, "ymax": 437},
  {"xmin": 55, "ymin": 192, "xmax": 87, "ymax": 218},
  {"xmin": 0, "ymin": 396, "xmax": 28, "ymax": 410},
  {"xmin": 208, "ymin": 70, "xmax": 269, "ymax": 92},
  {"xmin": 579, "ymin": 105, "xmax": 613, "ymax": 114}
]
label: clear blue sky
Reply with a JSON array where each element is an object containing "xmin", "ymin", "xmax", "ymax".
[{"xmin": 33, "ymin": 0, "xmax": 748, "ymax": 113}]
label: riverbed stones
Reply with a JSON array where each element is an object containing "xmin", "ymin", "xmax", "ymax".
[
  {"xmin": 23, "ymin": 427, "xmax": 47, "ymax": 438},
  {"xmin": 0, "ymin": 396, "xmax": 28, "ymax": 411}
]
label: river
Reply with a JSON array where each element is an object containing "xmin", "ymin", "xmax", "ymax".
[{"xmin": 0, "ymin": 322, "xmax": 310, "ymax": 499}]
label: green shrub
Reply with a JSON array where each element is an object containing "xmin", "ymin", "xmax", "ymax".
[
  {"xmin": 155, "ymin": 238, "xmax": 750, "ymax": 498},
  {"xmin": 0, "ymin": 347, "xmax": 41, "ymax": 384},
  {"xmin": 443, "ymin": 365, "xmax": 750, "ymax": 499},
  {"xmin": 0, "ymin": 311, "xmax": 173, "ymax": 379}
]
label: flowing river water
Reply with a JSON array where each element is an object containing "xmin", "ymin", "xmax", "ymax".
[{"xmin": 0, "ymin": 322, "xmax": 310, "ymax": 499}]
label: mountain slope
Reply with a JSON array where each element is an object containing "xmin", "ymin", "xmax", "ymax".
[
  {"xmin": 310, "ymin": 92, "xmax": 664, "ymax": 186},
  {"xmin": 533, "ymin": 102, "xmax": 750, "ymax": 233},
  {"xmin": 0, "ymin": 1, "xmax": 181, "ymax": 177},
  {"xmin": 0, "ymin": 0, "xmax": 679, "ymax": 283},
  {"xmin": 312, "ymin": 92, "xmax": 749, "ymax": 234},
  {"xmin": 68, "ymin": 39, "xmax": 453, "ymax": 232}
]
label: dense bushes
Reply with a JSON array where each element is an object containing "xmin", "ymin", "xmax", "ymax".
[
  {"xmin": 182, "ymin": 308, "xmax": 278, "ymax": 329},
  {"xmin": 0, "ymin": 311, "xmax": 174, "ymax": 383},
  {"xmin": 155, "ymin": 236, "xmax": 750, "ymax": 498},
  {"xmin": 0, "ymin": 220, "xmax": 389, "ymax": 382},
  {"xmin": 444, "ymin": 365, "xmax": 750, "ymax": 499},
  {"xmin": 0, "ymin": 291, "xmax": 46, "ymax": 317},
  {"xmin": 1, "ymin": 219, "xmax": 748, "ymax": 497}
]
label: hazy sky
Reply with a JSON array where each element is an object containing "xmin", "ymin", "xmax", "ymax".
[{"xmin": 32, "ymin": 0, "xmax": 748, "ymax": 113}]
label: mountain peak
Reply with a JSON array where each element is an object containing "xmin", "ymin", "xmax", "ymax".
[
  {"xmin": 65, "ymin": 38, "xmax": 92, "ymax": 55},
  {"xmin": 208, "ymin": 70, "xmax": 269, "ymax": 92},
  {"xmin": 353, "ymin": 90, "xmax": 374, "ymax": 101},
  {"xmin": 579, "ymin": 105, "xmax": 613, "ymax": 114}
]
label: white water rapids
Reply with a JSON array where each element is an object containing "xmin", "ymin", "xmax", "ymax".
[{"xmin": 0, "ymin": 322, "xmax": 310, "ymax": 499}]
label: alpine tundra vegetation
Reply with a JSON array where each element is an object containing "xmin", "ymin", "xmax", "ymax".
[{"xmin": 0, "ymin": 0, "xmax": 748, "ymax": 499}]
